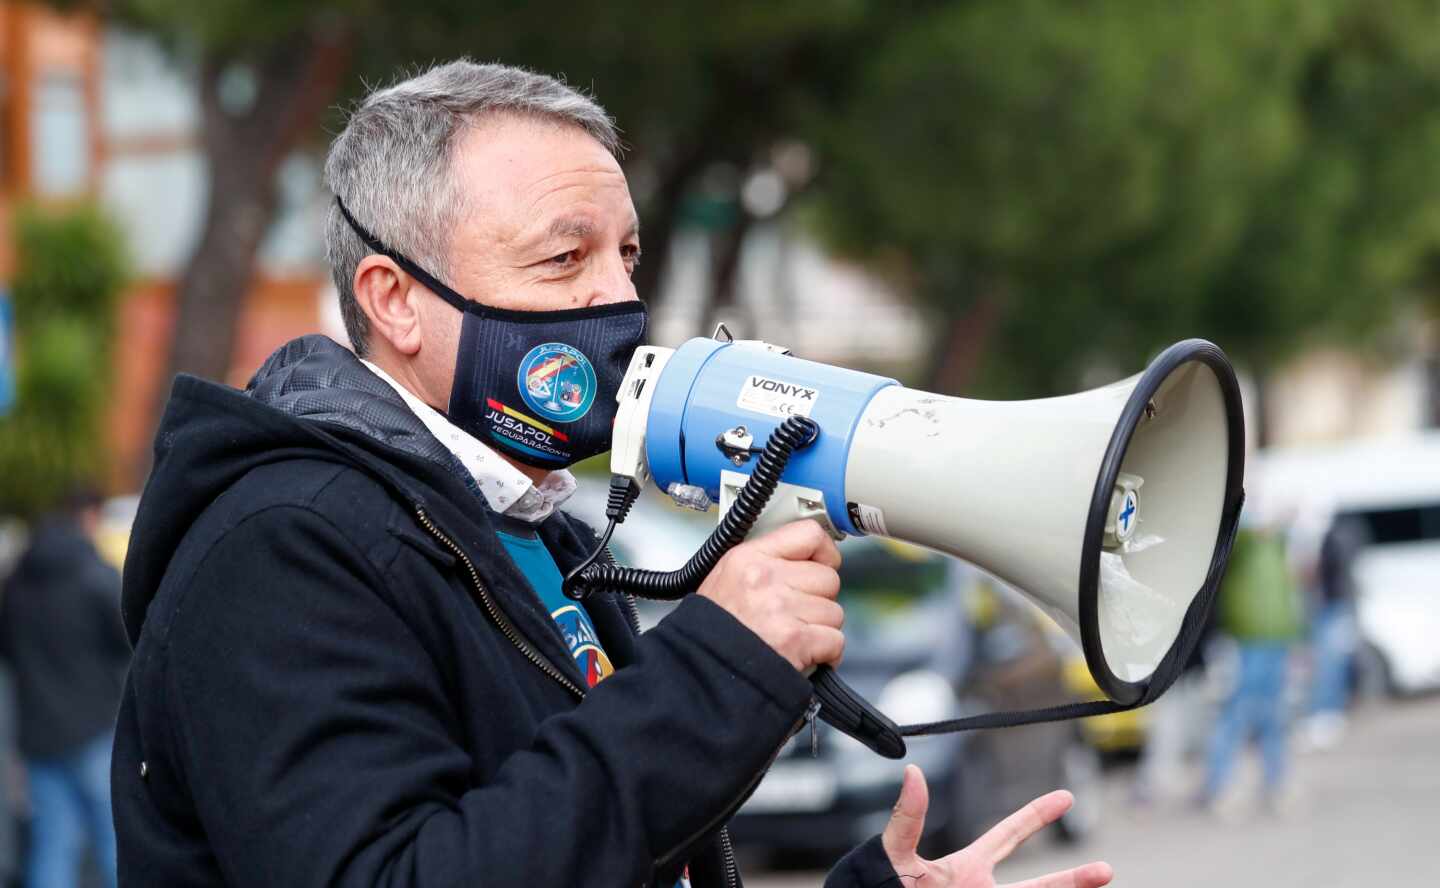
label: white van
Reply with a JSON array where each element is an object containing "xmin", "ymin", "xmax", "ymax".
[{"xmin": 1257, "ymin": 432, "xmax": 1440, "ymax": 695}]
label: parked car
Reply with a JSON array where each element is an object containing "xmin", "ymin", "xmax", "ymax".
[
  {"xmin": 1344, "ymin": 500, "xmax": 1440, "ymax": 695},
  {"xmin": 1258, "ymin": 433, "xmax": 1440, "ymax": 695}
]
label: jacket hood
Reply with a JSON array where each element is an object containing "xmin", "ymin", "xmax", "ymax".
[{"xmin": 121, "ymin": 335, "xmax": 472, "ymax": 644}]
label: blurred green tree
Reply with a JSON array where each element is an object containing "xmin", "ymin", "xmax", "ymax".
[
  {"xmin": 105, "ymin": 0, "xmax": 354, "ymax": 426},
  {"xmin": 0, "ymin": 204, "xmax": 128, "ymax": 516},
  {"xmin": 55, "ymin": 0, "xmax": 1440, "ymax": 457},
  {"xmin": 57, "ymin": 0, "xmax": 891, "ymax": 478},
  {"xmin": 813, "ymin": 0, "xmax": 1440, "ymax": 405}
]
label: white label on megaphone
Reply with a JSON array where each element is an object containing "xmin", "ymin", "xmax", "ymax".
[
  {"xmin": 848, "ymin": 502, "xmax": 889, "ymax": 537},
  {"xmin": 737, "ymin": 374, "xmax": 820, "ymax": 418}
]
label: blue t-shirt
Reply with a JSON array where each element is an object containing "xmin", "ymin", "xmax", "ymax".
[{"xmin": 497, "ymin": 531, "xmax": 615, "ymax": 688}]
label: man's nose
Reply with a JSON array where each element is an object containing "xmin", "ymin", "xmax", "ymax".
[{"xmin": 585, "ymin": 252, "xmax": 640, "ymax": 306}]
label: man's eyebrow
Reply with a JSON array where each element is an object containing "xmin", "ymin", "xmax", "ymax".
[
  {"xmin": 548, "ymin": 216, "xmax": 596, "ymax": 240},
  {"xmin": 543, "ymin": 214, "xmax": 640, "ymax": 241}
]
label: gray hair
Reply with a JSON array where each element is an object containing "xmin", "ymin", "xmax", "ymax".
[{"xmin": 323, "ymin": 60, "xmax": 620, "ymax": 356}]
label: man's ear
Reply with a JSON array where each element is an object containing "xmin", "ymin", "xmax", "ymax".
[{"xmin": 354, "ymin": 256, "xmax": 422, "ymax": 356}]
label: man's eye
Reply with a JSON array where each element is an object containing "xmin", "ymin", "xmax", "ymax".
[
  {"xmin": 622, "ymin": 245, "xmax": 642, "ymax": 274},
  {"xmin": 549, "ymin": 250, "xmax": 579, "ymax": 267}
]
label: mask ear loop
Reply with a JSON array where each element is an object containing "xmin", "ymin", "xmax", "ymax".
[{"xmin": 334, "ymin": 197, "xmax": 470, "ymax": 314}]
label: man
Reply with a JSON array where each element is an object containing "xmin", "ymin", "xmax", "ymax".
[
  {"xmin": 1303, "ymin": 514, "xmax": 1366, "ymax": 749},
  {"xmin": 1, "ymin": 490, "xmax": 127, "ymax": 888},
  {"xmin": 1203, "ymin": 521, "xmax": 1303, "ymax": 813},
  {"xmin": 114, "ymin": 61, "xmax": 1111, "ymax": 887}
]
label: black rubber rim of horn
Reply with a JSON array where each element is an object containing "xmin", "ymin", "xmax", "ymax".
[{"xmin": 1077, "ymin": 339, "xmax": 1247, "ymax": 706}]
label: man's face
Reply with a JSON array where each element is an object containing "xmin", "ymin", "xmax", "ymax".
[{"xmin": 409, "ymin": 115, "xmax": 641, "ymax": 406}]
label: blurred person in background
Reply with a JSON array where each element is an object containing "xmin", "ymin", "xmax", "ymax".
[
  {"xmin": 1303, "ymin": 515, "xmax": 1366, "ymax": 749},
  {"xmin": 111, "ymin": 61, "xmax": 1111, "ymax": 888},
  {"xmin": 0, "ymin": 528, "xmax": 24, "ymax": 888},
  {"xmin": 0, "ymin": 489, "xmax": 128, "ymax": 888},
  {"xmin": 0, "ymin": 659, "xmax": 19, "ymax": 887},
  {"xmin": 1130, "ymin": 606, "xmax": 1216, "ymax": 807},
  {"xmin": 1199, "ymin": 518, "xmax": 1304, "ymax": 815}
]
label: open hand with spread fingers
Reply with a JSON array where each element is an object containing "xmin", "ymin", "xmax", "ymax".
[{"xmin": 880, "ymin": 765, "xmax": 1113, "ymax": 888}]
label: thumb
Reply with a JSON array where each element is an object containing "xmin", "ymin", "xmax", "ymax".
[{"xmin": 882, "ymin": 764, "xmax": 930, "ymax": 864}]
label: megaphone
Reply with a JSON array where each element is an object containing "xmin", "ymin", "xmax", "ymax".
[{"xmin": 592, "ymin": 328, "xmax": 1244, "ymax": 752}]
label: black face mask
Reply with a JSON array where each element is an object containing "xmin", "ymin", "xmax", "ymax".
[{"xmin": 337, "ymin": 199, "xmax": 648, "ymax": 469}]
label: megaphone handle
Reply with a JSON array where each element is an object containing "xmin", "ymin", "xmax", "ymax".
[{"xmin": 809, "ymin": 665, "xmax": 907, "ymax": 760}]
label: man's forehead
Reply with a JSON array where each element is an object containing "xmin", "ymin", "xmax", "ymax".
[{"xmin": 452, "ymin": 117, "xmax": 634, "ymax": 239}]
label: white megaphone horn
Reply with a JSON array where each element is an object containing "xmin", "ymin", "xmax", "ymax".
[{"xmin": 596, "ymin": 327, "xmax": 1245, "ymax": 755}]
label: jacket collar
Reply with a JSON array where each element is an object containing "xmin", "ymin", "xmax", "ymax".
[
  {"xmin": 242, "ymin": 336, "xmax": 637, "ymax": 680},
  {"xmin": 357, "ymin": 357, "xmax": 578, "ymax": 524}
]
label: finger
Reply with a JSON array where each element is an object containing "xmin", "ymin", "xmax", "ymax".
[
  {"xmin": 972, "ymin": 789, "xmax": 1073, "ymax": 864},
  {"xmin": 881, "ymin": 765, "xmax": 930, "ymax": 865},
  {"xmin": 788, "ymin": 594, "xmax": 844, "ymax": 630},
  {"xmin": 1004, "ymin": 861, "xmax": 1114, "ymax": 888},
  {"xmin": 752, "ymin": 520, "xmax": 842, "ymax": 568},
  {"xmin": 804, "ymin": 624, "xmax": 845, "ymax": 667},
  {"xmin": 782, "ymin": 561, "xmax": 842, "ymax": 599}
]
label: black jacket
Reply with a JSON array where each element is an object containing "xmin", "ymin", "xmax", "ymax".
[
  {"xmin": 115, "ymin": 336, "xmax": 895, "ymax": 888},
  {"xmin": 0, "ymin": 518, "xmax": 129, "ymax": 760}
]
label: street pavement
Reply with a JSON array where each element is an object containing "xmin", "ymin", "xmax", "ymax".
[{"xmin": 746, "ymin": 695, "xmax": 1440, "ymax": 887}]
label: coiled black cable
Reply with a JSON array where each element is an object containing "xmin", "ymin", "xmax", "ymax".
[{"xmin": 562, "ymin": 415, "xmax": 820, "ymax": 601}]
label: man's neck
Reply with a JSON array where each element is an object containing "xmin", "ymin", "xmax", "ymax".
[
  {"xmin": 365, "ymin": 352, "xmax": 553, "ymax": 487},
  {"xmin": 498, "ymin": 452, "xmax": 552, "ymax": 486},
  {"xmin": 367, "ymin": 354, "xmax": 442, "ymax": 414}
]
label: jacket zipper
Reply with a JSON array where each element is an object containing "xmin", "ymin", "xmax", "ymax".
[
  {"xmin": 414, "ymin": 506, "xmax": 585, "ymax": 701},
  {"xmin": 719, "ymin": 826, "xmax": 739, "ymax": 888}
]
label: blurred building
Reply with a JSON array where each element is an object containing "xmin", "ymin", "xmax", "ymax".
[
  {"xmin": 1264, "ymin": 316, "xmax": 1440, "ymax": 446},
  {"xmin": 651, "ymin": 224, "xmax": 930, "ymax": 373},
  {"xmin": 1, "ymin": 2, "xmax": 102, "ymax": 278},
  {"xmin": 1, "ymin": 3, "xmax": 330, "ymax": 489}
]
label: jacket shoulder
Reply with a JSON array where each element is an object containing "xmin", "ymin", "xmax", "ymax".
[
  {"xmin": 211, "ymin": 458, "xmax": 406, "ymax": 555},
  {"xmin": 140, "ymin": 459, "xmax": 414, "ymax": 641}
]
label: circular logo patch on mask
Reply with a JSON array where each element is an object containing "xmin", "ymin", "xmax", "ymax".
[{"xmin": 518, "ymin": 343, "xmax": 597, "ymax": 423}]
